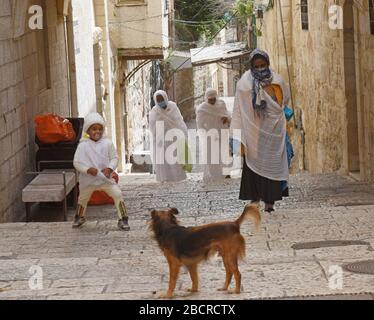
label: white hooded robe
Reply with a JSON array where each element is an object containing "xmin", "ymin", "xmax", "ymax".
[
  {"xmin": 149, "ymin": 90, "xmax": 188, "ymax": 183},
  {"xmin": 196, "ymin": 89, "xmax": 231, "ymax": 182}
]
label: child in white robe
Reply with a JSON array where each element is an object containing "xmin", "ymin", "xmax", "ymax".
[{"xmin": 73, "ymin": 112, "xmax": 130, "ymax": 231}]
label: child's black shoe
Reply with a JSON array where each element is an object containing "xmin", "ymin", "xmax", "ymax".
[
  {"xmin": 72, "ymin": 215, "xmax": 86, "ymax": 228},
  {"xmin": 118, "ymin": 217, "xmax": 130, "ymax": 231}
]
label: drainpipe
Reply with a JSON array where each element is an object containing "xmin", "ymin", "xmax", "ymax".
[{"xmin": 63, "ymin": 15, "xmax": 73, "ymax": 117}]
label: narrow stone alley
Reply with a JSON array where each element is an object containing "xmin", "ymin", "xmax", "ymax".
[{"xmin": 1, "ymin": 171, "xmax": 374, "ymax": 300}]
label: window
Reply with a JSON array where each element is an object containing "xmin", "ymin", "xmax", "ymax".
[
  {"xmin": 370, "ymin": 0, "xmax": 374, "ymax": 35},
  {"xmin": 301, "ymin": 0, "xmax": 309, "ymax": 30}
]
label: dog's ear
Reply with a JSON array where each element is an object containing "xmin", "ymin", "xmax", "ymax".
[
  {"xmin": 150, "ymin": 209, "xmax": 156, "ymax": 218},
  {"xmin": 169, "ymin": 208, "xmax": 179, "ymax": 215}
]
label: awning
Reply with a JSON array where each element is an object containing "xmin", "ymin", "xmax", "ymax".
[
  {"xmin": 190, "ymin": 42, "xmax": 250, "ymax": 67},
  {"xmin": 168, "ymin": 51, "xmax": 192, "ymax": 70}
]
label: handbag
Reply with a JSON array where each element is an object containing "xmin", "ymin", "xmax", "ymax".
[{"xmin": 34, "ymin": 114, "xmax": 76, "ymax": 144}]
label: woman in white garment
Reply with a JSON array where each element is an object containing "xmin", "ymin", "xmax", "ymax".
[
  {"xmin": 196, "ymin": 88, "xmax": 231, "ymax": 182},
  {"xmin": 149, "ymin": 90, "xmax": 188, "ymax": 183},
  {"xmin": 230, "ymin": 49, "xmax": 290, "ymax": 213}
]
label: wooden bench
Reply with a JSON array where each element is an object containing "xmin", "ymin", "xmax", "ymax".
[{"xmin": 22, "ymin": 170, "xmax": 77, "ymax": 222}]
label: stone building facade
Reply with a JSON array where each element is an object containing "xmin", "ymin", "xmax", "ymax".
[
  {"xmin": 0, "ymin": 0, "xmax": 71, "ymax": 222},
  {"xmin": 257, "ymin": 0, "xmax": 374, "ymax": 182},
  {"xmin": 0, "ymin": 0, "xmax": 172, "ymax": 222}
]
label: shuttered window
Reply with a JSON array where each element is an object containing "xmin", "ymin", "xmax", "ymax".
[
  {"xmin": 370, "ymin": 0, "xmax": 374, "ymax": 35},
  {"xmin": 301, "ymin": 0, "xmax": 309, "ymax": 30}
]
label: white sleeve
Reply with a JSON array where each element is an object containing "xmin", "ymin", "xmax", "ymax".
[
  {"xmin": 196, "ymin": 107, "xmax": 206, "ymax": 130},
  {"xmin": 173, "ymin": 104, "xmax": 188, "ymax": 136},
  {"xmin": 230, "ymin": 95, "xmax": 242, "ymax": 132},
  {"xmin": 73, "ymin": 144, "xmax": 90, "ymax": 174},
  {"xmin": 221, "ymin": 101, "xmax": 231, "ymax": 118}
]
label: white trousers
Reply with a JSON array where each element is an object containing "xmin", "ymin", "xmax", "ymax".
[{"xmin": 78, "ymin": 184, "xmax": 126, "ymax": 219}]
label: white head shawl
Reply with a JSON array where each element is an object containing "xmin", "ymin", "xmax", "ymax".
[
  {"xmin": 205, "ymin": 88, "xmax": 218, "ymax": 102},
  {"xmin": 81, "ymin": 113, "xmax": 106, "ymax": 141},
  {"xmin": 83, "ymin": 112, "xmax": 106, "ymax": 134},
  {"xmin": 153, "ymin": 90, "xmax": 169, "ymax": 108},
  {"xmin": 150, "ymin": 90, "xmax": 187, "ymax": 136},
  {"xmin": 196, "ymin": 89, "xmax": 231, "ymax": 123}
]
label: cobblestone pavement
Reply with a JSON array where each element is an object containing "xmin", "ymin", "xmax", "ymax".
[{"xmin": 1, "ymin": 172, "xmax": 374, "ymax": 300}]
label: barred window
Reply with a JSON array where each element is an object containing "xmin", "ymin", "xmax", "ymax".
[
  {"xmin": 301, "ymin": 0, "xmax": 309, "ymax": 30},
  {"xmin": 370, "ymin": 0, "xmax": 374, "ymax": 35}
]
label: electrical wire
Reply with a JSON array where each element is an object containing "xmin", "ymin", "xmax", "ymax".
[
  {"xmin": 174, "ymin": 18, "xmax": 226, "ymax": 25},
  {"xmin": 117, "ymin": 24, "xmax": 200, "ymax": 44},
  {"xmin": 171, "ymin": 10, "xmax": 239, "ymax": 75}
]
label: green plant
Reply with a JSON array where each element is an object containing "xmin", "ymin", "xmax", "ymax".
[
  {"xmin": 175, "ymin": 0, "xmax": 226, "ymax": 45},
  {"xmin": 233, "ymin": 0, "xmax": 254, "ymax": 24}
]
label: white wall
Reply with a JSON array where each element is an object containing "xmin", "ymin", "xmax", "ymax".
[
  {"xmin": 109, "ymin": 0, "xmax": 169, "ymax": 52},
  {"xmin": 71, "ymin": 0, "xmax": 97, "ymax": 116}
]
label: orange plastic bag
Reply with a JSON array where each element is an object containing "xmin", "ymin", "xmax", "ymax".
[
  {"xmin": 34, "ymin": 114, "xmax": 76, "ymax": 144},
  {"xmin": 88, "ymin": 172, "xmax": 120, "ymax": 206}
]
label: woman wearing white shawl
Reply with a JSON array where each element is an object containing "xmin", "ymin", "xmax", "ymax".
[
  {"xmin": 196, "ymin": 88, "xmax": 231, "ymax": 182},
  {"xmin": 149, "ymin": 90, "xmax": 188, "ymax": 182},
  {"xmin": 230, "ymin": 49, "xmax": 290, "ymax": 213}
]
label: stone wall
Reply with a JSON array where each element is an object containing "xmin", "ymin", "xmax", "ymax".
[
  {"xmin": 0, "ymin": 0, "xmax": 70, "ymax": 222},
  {"xmin": 290, "ymin": 0, "xmax": 346, "ymax": 174},
  {"xmin": 108, "ymin": 0, "xmax": 169, "ymax": 57},
  {"xmin": 174, "ymin": 68, "xmax": 195, "ymax": 121},
  {"xmin": 354, "ymin": 1, "xmax": 374, "ymax": 182},
  {"xmin": 70, "ymin": 0, "xmax": 97, "ymax": 116},
  {"xmin": 193, "ymin": 65, "xmax": 211, "ymax": 115},
  {"xmin": 93, "ymin": 0, "xmax": 117, "ymax": 147},
  {"xmin": 124, "ymin": 60, "xmax": 153, "ymax": 157},
  {"xmin": 256, "ymin": 0, "xmax": 374, "ymax": 181}
]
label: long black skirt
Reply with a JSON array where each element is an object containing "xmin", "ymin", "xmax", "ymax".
[{"xmin": 239, "ymin": 158, "xmax": 289, "ymax": 204}]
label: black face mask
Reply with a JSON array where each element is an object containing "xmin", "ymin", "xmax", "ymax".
[{"xmin": 252, "ymin": 67, "xmax": 272, "ymax": 81}]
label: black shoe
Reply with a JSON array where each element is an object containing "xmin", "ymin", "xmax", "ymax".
[
  {"xmin": 72, "ymin": 215, "xmax": 86, "ymax": 228},
  {"xmin": 118, "ymin": 217, "xmax": 130, "ymax": 231},
  {"xmin": 265, "ymin": 208, "xmax": 275, "ymax": 213}
]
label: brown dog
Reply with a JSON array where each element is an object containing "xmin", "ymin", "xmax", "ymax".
[{"xmin": 149, "ymin": 203, "xmax": 261, "ymax": 298}]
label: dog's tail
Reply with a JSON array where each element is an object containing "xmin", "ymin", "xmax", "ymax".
[{"xmin": 236, "ymin": 203, "xmax": 261, "ymax": 233}]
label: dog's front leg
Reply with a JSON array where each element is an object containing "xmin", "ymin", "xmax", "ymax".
[{"xmin": 186, "ymin": 264, "xmax": 199, "ymax": 293}]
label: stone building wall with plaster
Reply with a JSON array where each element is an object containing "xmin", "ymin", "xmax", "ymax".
[
  {"xmin": 124, "ymin": 60, "xmax": 153, "ymax": 158},
  {"xmin": 0, "ymin": 0, "xmax": 70, "ymax": 222},
  {"xmin": 354, "ymin": 1, "xmax": 374, "ymax": 182},
  {"xmin": 257, "ymin": 0, "xmax": 374, "ymax": 181}
]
